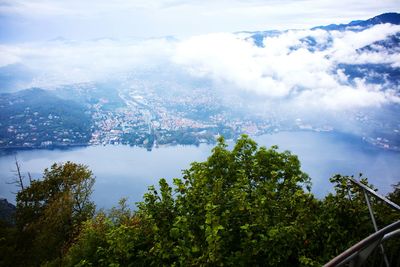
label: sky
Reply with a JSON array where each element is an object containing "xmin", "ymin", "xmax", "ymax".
[{"xmin": 0, "ymin": 0, "xmax": 399, "ymax": 42}]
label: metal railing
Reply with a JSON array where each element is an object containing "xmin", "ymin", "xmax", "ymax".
[
  {"xmin": 324, "ymin": 178, "xmax": 400, "ymax": 267},
  {"xmin": 324, "ymin": 220, "xmax": 400, "ymax": 267},
  {"xmin": 348, "ymin": 178, "xmax": 400, "ymax": 212}
]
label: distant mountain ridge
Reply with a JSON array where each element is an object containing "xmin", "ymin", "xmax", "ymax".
[
  {"xmin": 244, "ymin": 12, "xmax": 400, "ymax": 46},
  {"xmin": 312, "ymin": 12, "xmax": 400, "ymax": 31}
]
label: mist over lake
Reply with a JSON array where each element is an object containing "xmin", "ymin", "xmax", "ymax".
[{"xmin": 1, "ymin": 131, "xmax": 399, "ymax": 209}]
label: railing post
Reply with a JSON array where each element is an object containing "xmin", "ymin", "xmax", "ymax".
[{"xmin": 362, "ymin": 188, "xmax": 390, "ymax": 267}]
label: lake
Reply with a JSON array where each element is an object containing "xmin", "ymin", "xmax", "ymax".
[{"xmin": 1, "ymin": 131, "xmax": 399, "ymax": 209}]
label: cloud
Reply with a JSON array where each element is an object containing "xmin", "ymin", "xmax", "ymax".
[
  {"xmin": 173, "ymin": 24, "xmax": 400, "ymax": 111},
  {"xmin": 0, "ymin": 22, "xmax": 399, "ymax": 111},
  {"xmin": 0, "ymin": 45, "xmax": 22, "ymax": 66},
  {"xmin": 294, "ymin": 81, "xmax": 390, "ymax": 110},
  {"xmin": 0, "ymin": 38, "xmax": 176, "ymax": 88},
  {"xmin": 173, "ymin": 33, "xmax": 291, "ymax": 97},
  {"xmin": 329, "ymin": 24, "xmax": 400, "ymax": 64}
]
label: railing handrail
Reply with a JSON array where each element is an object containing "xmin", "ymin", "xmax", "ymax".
[
  {"xmin": 324, "ymin": 178, "xmax": 400, "ymax": 267},
  {"xmin": 324, "ymin": 220, "xmax": 400, "ymax": 267},
  {"xmin": 348, "ymin": 177, "xmax": 400, "ymax": 211}
]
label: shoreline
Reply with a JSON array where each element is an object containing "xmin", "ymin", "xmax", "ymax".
[{"xmin": 1, "ymin": 130, "xmax": 399, "ymax": 154}]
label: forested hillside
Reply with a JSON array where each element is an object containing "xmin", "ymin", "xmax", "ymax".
[
  {"xmin": 0, "ymin": 136, "xmax": 399, "ymax": 266},
  {"xmin": 0, "ymin": 88, "xmax": 92, "ymax": 148}
]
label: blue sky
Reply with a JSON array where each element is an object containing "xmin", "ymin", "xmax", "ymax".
[{"xmin": 0, "ymin": 0, "xmax": 399, "ymax": 42}]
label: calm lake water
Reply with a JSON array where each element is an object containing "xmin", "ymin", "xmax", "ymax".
[{"xmin": 1, "ymin": 131, "xmax": 399, "ymax": 209}]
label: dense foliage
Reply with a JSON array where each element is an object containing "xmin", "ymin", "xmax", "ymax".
[
  {"xmin": 0, "ymin": 136, "xmax": 399, "ymax": 266},
  {"xmin": 0, "ymin": 162, "xmax": 95, "ymax": 267}
]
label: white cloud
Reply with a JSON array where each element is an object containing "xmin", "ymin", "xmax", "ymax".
[
  {"xmin": 1, "ymin": 22, "xmax": 399, "ymax": 111},
  {"xmin": 0, "ymin": 38, "xmax": 176, "ymax": 87},
  {"xmin": 173, "ymin": 33, "xmax": 291, "ymax": 97},
  {"xmin": 0, "ymin": 45, "xmax": 22, "ymax": 66},
  {"xmin": 294, "ymin": 82, "xmax": 390, "ymax": 110},
  {"xmin": 173, "ymin": 24, "xmax": 400, "ymax": 110},
  {"xmin": 329, "ymin": 24, "xmax": 400, "ymax": 64}
]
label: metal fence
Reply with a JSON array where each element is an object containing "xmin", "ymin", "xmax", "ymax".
[{"xmin": 324, "ymin": 178, "xmax": 400, "ymax": 267}]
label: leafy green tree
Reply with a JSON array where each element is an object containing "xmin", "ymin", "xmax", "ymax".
[
  {"xmin": 376, "ymin": 182, "xmax": 400, "ymax": 227},
  {"xmin": 63, "ymin": 136, "xmax": 400, "ymax": 266},
  {"xmin": 0, "ymin": 219, "xmax": 18, "ymax": 267},
  {"xmin": 15, "ymin": 161, "xmax": 95, "ymax": 266},
  {"xmin": 147, "ymin": 135, "xmax": 317, "ymax": 266},
  {"xmin": 307, "ymin": 175, "xmax": 373, "ymax": 263},
  {"xmin": 311, "ymin": 175, "xmax": 400, "ymax": 265},
  {"xmin": 64, "ymin": 202, "xmax": 152, "ymax": 267},
  {"xmin": 66, "ymin": 135, "xmax": 319, "ymax": 266}
]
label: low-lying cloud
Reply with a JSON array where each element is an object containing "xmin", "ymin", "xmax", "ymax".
[
  {"xmin": 0, "ymin": 38, "xmax": 176, "ymax": 88},
  {"xmin": 173, "ymin": 23, "xmax": 400, "ymax": 110},
  {"xmin": 0, "ymin": 23, "xmax": 399, "ymax": 112}
]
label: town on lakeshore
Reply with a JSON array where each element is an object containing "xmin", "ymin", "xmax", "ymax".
[{"xmin": 1, "ymin": 78, "xmax": 398, "ymax": 152}]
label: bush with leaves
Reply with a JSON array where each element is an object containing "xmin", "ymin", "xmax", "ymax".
[
  {"xmin": 14, "ymin": 162, "xmax": 95, "ymax": 266},
  {"xmin": 64, "ymin": 199, "xmax": 153, "ymax": 267}
]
